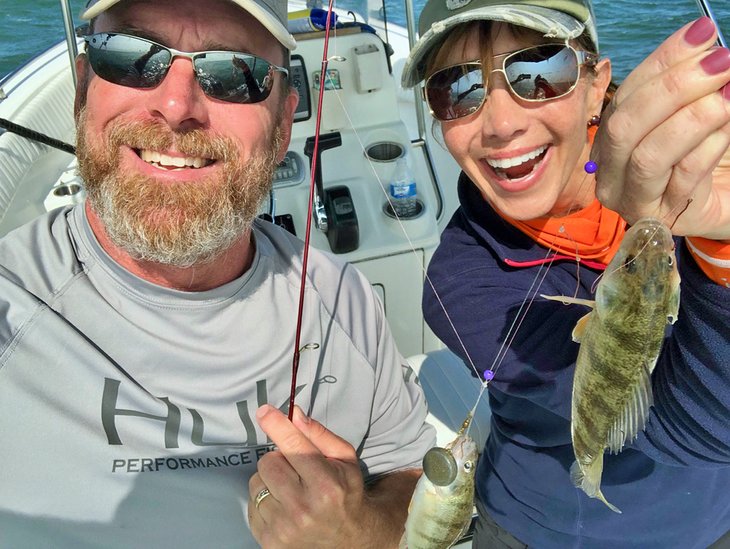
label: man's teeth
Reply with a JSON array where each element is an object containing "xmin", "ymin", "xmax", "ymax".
[
  {"xmin": 139, "ymin": 150, "xmax": 211, "ymax": 169},
  {"xmin": 487, "ymin": 145, "xmax": 547, "ymax": 170}
]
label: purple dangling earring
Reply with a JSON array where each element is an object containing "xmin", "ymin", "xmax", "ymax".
[{"xmin": 584, "ymin": 115, "xmax": 601, "ymax": 173}]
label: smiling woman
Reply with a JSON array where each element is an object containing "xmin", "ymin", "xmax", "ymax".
[
  {"xmin": 418, "ymin": 21, "xmax": 609, "ymax": 219},
  {"xmin": 401, "ymin": 0, "xmax": 730, "ymax": 546}
]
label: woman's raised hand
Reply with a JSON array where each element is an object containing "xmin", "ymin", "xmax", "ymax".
[{"xmin": 593, "ymin": 17, "xmax": 730, "ymax": 241}]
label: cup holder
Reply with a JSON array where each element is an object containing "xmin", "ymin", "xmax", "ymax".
[
  {"xmin": 53, "ymin": 183, "xmax": 82, "ymax": 197},
  {"xmin": 365, "ymin": 141, "xmax": 405, "ymax": 163},
  {"xmin": 382, "ymin": 199, "xmax": 424, "ymax": 220}
]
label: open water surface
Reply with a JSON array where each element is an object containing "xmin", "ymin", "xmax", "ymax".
[{"xmin": 1, "ymin": 0, "xmax": 729, "ymax": 84}]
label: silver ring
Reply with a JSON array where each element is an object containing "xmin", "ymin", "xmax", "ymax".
[{"xmin": 254, "ymin": 487, "xmax": 271, "ymax": 510}]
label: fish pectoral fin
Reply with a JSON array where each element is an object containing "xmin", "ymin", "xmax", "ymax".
[
  {"xmin": 540, "ymin": 295, "xmax": 595, "ymax": 343},
  {"xmin": 571, "ymin": 312, "xmax": 592, "ymax": 343},
  {"xmin": 606, "ymin": 361, "xmax": 655, "ymax": 454},
  {"xmin": 570, "ymin": 456, "xmax": 622, "ymax": 514},
  {"xmin": 541, "ymin": 294, "xmax": 596, "ymax": 309}
]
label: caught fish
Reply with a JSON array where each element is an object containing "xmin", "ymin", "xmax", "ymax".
[
  {"xmin": 542, "ymin": 217, "xmax": 680, "ymax": 513},
  {"xmin": 400, "ymin": 414, "xmax": 478, "ymax": 549}
]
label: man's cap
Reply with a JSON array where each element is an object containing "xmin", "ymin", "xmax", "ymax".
[
  {"xmin": 401, "ymin": 0, "xmax": 598, "ymax": 87},
  {"xmin": 82, "ymin": 0, "xmax": 297, "ymax": 50}
]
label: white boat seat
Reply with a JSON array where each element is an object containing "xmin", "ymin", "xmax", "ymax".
[{"xmin": 0, "ymin": 47, "xmax": 76, "ymax": 235}]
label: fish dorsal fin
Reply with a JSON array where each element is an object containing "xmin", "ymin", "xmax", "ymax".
[
  {"xmin": 541, "ymin": 294, "xmax": 596, "ymax": 309},
  {"xmin": 606, "ymin": 359, "xmax": 655, "ymax": 453},
  {"xmin": 572, "ymin": 312, "xmax": 593, "ymax": 343}
]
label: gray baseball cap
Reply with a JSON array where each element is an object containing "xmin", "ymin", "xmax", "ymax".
[
  {"xmin": 401, "ymin": 0, "xmax": 598, "ymax": 87},
  {"xmin": 82, "ymin": 0, "xmax": 297, "ymax": 50}
]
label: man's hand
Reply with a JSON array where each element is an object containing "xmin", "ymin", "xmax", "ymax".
[
  {"xmin": 593, "ymin": 17, "xmax": 730, "ymax": 241},
  {"xmin": 248, "ymin": 405, "xmax": 418, "ymax": 548}
]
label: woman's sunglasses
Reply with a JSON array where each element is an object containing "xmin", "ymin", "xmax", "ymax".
[
  {"xmin": 83, "ymin": 32, "xmax": 289, "ymax": 104},
  {"xmin": 424, "ymin": 44, "xmax": 598, "ymax": 121}
]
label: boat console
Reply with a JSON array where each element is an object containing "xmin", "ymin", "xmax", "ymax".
[{"xmin": 0, "ymin": 24, "xmax": 447, "ymax": 358}]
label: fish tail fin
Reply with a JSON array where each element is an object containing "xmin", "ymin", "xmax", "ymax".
[{"xmin": 570, "ymin": 456, "xmax": 622, "ymax": 514}]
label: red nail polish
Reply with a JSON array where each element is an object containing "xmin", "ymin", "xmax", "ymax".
[
  {"xmin": 685, "ymin": 16, "xmax": 715, "ymax": 46},
  {"xmin": 700, "ymin": 48, "xmax": 730, "ymax": 75}
]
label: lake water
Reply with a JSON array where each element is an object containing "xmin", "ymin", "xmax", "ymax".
[{"xmin": 1, "ymin": 0, "xmax": 729, "ymax": 83}]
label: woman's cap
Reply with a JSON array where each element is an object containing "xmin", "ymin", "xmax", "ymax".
[
  {"xmin": 82, "ymin": 0, "xmax": 297, "ymax": 50},
  {"xmin": 401, "ymin": 0, "xmax": 598, "ymax": 87}
]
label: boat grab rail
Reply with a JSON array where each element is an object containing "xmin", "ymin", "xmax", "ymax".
[
  {"xmin": 0, "ymin": 118, "xmax": 76, "ymax": 156},
  {"xmin": 59, "ymin": 0, "xmax": 79, "ymax": 87}
]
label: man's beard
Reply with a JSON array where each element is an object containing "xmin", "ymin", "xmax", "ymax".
[{"xmin": 76, "ymin": 110, "xmax": 283, "ymax": 267}]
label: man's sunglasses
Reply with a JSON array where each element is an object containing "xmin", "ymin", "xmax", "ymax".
[
  {"xmin": 424, "ymin": 44, "xmax": 598, "ymax": 121},
  {"xmin": 83, "ymin": 32, "xmax": 289, "ymax": 104}
]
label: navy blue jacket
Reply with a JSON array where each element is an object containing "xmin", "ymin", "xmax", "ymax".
[{"xmin": 423, "ymin": 173, "xmax": 730, "ymax": 548}]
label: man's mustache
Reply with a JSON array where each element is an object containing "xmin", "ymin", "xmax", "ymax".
[{"xmin": 106, "ymin": 119, "xmax": 235, "ymax": 162}]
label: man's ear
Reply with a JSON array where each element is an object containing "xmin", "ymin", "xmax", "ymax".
[
  {"xmin": 74, "ymin": 53, "xmax": 91, "ymax": 118},
  {"xmin": 276, "ymin": 87, "xmax": 299, "ymax": 163}
]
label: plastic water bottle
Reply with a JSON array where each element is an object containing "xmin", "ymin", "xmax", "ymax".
[{"xmin": 388, "ymin": 158, "xmax": 418, "ymax": 218}]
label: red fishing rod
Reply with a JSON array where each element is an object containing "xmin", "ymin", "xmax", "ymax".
[{"xmin": 286, "ymin": 0, "xmax": 338, "ymax": 421}]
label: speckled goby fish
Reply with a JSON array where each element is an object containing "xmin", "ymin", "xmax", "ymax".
[
  {"xmin": 542, "ymin": 218, "xmax": 680, "ymax": 514},
  {"xmin": 399, "ymin": 414, "xmax": 478, "ymax": 549}
]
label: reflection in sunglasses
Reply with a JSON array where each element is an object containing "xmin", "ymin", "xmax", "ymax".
[
  {"xmin": 83, "ymin": 32, "xmax": 288, "ymax": 105},
  {"xmin": 424, "ymin": 44, "xmax": 597, "ymax": 121}
]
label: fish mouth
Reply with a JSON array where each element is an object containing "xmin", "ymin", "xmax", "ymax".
[{"xmin": 625, "ymin": 219, "xmax": 674, "ymax": 254}]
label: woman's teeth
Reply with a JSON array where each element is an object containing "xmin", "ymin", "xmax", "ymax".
[
  {"xmin": 139, "ymin": 150, "xmax": 212, "ymax": 170},
  {"xmin": 487, "ymin": 145, "xmax": 547, "ymax": 179}
]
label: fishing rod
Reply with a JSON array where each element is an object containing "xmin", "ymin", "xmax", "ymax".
[{"xmin": 695, "ymin": 0, "xmax": 727, "ymax": 47}]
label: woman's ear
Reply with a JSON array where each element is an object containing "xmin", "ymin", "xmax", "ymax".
[{"xmin": 590, "ymin": 57, "xmax": 612, "ymax": 115}]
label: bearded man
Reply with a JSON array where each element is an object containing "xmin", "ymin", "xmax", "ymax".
[{"xmin": 0, "ymin": 0, "xmax": 435, "ymax": 547}]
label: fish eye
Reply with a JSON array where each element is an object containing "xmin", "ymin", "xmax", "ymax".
[
  {"xmin": 667, "ymin": 256, "xmax": 674, "ymax": 268},
  {"xmin": 623, "ymin": 255, "xmax": 637, "ymax": 273},
  {"xmin": 463, "ymin": 460, "xmax": 473, "ymax": 472}
]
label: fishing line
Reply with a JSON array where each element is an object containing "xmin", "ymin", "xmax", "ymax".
[
  {"xmin": 320, "ymin": 56, "xmax": 606, "ymax": 442},
  {"xmin": 309, "ymin": 12, "xmax": 610, "ymax": 443},
  {"xmin": 323, "ymin": 69, "xmax": 565, "ymax": 405},
  {"xmin": 321, "ymin": 72, "xmax": 486, "ymax": 380}
]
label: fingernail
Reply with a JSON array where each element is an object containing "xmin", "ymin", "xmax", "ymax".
[
  {"xmin": 685, "ymin": 16, "xmax": 715, "ymax": 46},
  {"xmin": 293, "ymin": 405, "xmax": 310, "ymax": 424},
  {"xmin": 700, "ymin": 48, "xmax": 730, "ymax": 75},
  {"xmin": 256, "ymin": 404, "xmax": 273, "ymax": 420}
]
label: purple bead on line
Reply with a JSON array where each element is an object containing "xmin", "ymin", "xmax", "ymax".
[
  {"xmin": 483, "ymin": 369, "xmax": 495, "ymax": 381},
  {"xmin": 584, "ymin": 161, "xmax": 598, "ymax": 174}
]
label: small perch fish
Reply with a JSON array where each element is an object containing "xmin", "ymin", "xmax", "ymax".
[
  {"xmin": 542, "ymin": 218, "xmax": 680, "ymax": 513},
  {"xmin": 400, "ymin": 414, "xmax": 478, "ymax": 549}
]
